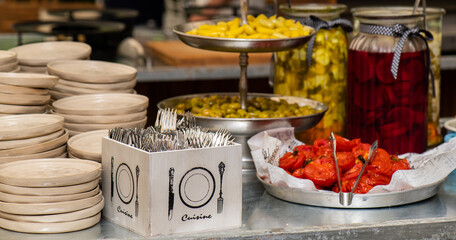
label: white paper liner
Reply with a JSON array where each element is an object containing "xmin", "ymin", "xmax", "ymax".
[{"xmin": 247, "ymin": 127, "xmax": 456, "ymax": 194}]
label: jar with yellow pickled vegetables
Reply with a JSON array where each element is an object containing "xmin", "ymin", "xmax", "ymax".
[{"xmin": 273, "ymin": 3, "xmax": 351, "ymax": 143}]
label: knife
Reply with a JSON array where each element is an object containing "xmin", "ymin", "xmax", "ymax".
[
  {"xmin": 111, "ymin": 156, "xmax": 114, "ymax": 205},
  {"xmin": 135, "ymin": 165, "xmax": 140, "ymax": 217},
  {"xmin": 168, "ymin": 167, "xmax": 175, "ymax": 221}
]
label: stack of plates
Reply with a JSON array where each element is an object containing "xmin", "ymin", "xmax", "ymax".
[
  {"xmin": 0, "ymin": 158, "xmax": 103, "ymax": 233},
  {"xmin": 47, "ymin": 60, "xmax": 137, "ymax": 100},
  {"xmin": 0, "ymin": 73, "xmax": 58, "ymax": 114},
  {"xmin": 51, "ymin": 93, "xmax": 148, "ymax": 136},
  {"xmin": 0, "ymin": 114, "xmax": 67, "ymax": 164},
  {"xmin": 9, "ymin": 41, "xmax": 91, "ymax": 74},
  {"xmin": 67, "ymin": 130, "xmax": 108, "ymax": 162},
  {"xmin": 0, "ymin": 51, "xmax": 19, "ymax": 73}
]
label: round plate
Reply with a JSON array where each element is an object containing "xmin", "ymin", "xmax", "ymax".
[
  {"xmin": 116, "ymin": 163, "xmax": 134, "ymax": 204},
  {"xmin": 67, "ymin": 130, "xmax": 108, "ymax": 161},
  {"xmin": 9, "ymin": 67, "xmax": 21, "ymax": 73},
  {"xmin": 0, "ymin": 114, "xmax": 63, "ymax": 140},
  {"xmin": 49, "ymin": 89, "xmax": 73, "ymax": 99},
  {"xmin": 9, "ymin": 41, "xmax": 91, "ymax": 66},
  {"xmin": 0, "ymin": 103, "xmax": 47, "ymax": 114},
  {"xmin": 0, "ymin": 129, "xmax": 68, "ymax": 157},
  {"xmin": 58, "ymin": 78, "xmax": 137, "ymax": 90},
  {"xmin": 179, "ymin": 167, "xmax": 215, "ymax": 208},
  {"xmin": 18, "ymin": 64, "xmax": 47, "ymax": 73},
  {"xmin": 0, "ymin": 190, "xmax": 102, "ymax": 215},
  {"xmin": 0, "ymin": 144, "xmax": 67, "ymax": 164},
  {"xmin": 0, "ymin": 158, "xmax": 101, "ymax": 187},
  {"xmin": 0, "ymin": 92, "xmax": 50, "ymax": 106},
  {"xmin": 173, "ymin": 19, "xmax": 315, "ymax": 53},
  {"xmin": 51, "ymin": 109, "xmax": 147, "ymax": 124},
  {"xmin": 47, "ymin": 60, "xmax": 137, "ymax": 83},
  {"xmin": 0, "ymin": 129, "xmax": 63, "ymax": 150},
  {"xmin": 52, "ymin": 82, "xmax": 134, "ymax": 94},
  {"xmin": 0, "ymin": 185, "xmax": 99, "ymax": 203},
  {"xmin": 258, "ymin": 175, "xmax": 446, "ymax": 208},
  {"xmin": 0, "ymin": 61, "xmax": 18, "ymax": 72},
  {"xmin": 0, "ymin": 196, "xmax": 103, "ymax": 223},
  {"xmin": 0, "ymin": 51, "xmax": 17, "ymax": 65},
  {"xmin": 0, "ymin": 83, "xmax": 48, "ymax": 95},
  {"xmin": 0, "ymin": 72, "xmax": 58, "ymax": 88},
  {"xmin": 52, "ymin": 93, "xmax": 149, "ymax": 115},
  {"xmin": 0, "ymin": 212, "xmax": 100, "ymax": 233},
  {"xmin": 64, "ymin": 117, "xmax": 147, "ymax": 132},
  {"xmin": 0, "ymin": 178, "xmax": 99, "ymax": 196}
]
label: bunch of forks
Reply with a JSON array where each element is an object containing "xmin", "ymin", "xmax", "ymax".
[{"xmin": 109, "ymin": 109, "xmax": 234, "ymax": 153}]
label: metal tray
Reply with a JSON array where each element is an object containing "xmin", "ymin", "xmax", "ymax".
[
  {"xmin": 173, "ymin": 19, "xmax": 315, "ymax": 53},
  {"xmin": 157, "ymin": 92, "xmax": 327, "ymax": 169},
  {"xmin": 258, "ymin": 175, "xmax": 446, "ymax": 208}
]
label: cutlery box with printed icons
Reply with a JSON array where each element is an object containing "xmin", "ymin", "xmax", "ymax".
[{"xmin": 101, "ymin": 137, "xmax": 242, "ymax": 237}]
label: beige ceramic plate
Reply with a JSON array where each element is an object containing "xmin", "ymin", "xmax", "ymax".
[
  {"xmin": 49, "ymin": 89, "xmax": 74, "ymax": 99},
  {"xmin": 0, "ymin": 212, "xmax": 101, "ymax": 233},
  {"xmin": 19, "ymin": 64, "xmax": 47, "ymax": 73},
  {"xmin": 0, "ymin": 158, "xmax": 101, "ymax": 187},
  {"xmin": 68, "ymin": 130, "xmax": 83, "ymax": 137},
  {"xmin": 52, "ymin": 93, "xmax": 148, "ymax": 115},
  {"xmin": 47, "ymin": 60, "xmax": 137, "ymax": 83},
  {"xmin": 0, "ymin": 61, "xmax": 18, "ymax": 72},
  {"xmin": 0, "ymin": 185, "xmax": 99, "ymax": 203},
  {"xmin": 0, "ymin": 129, "xmax": 68, "ymax": 157},
  {"xmin": 0, "ymin": 92, "xmax": 50, "ymax": 106},
  {"xmin": 67, "ymin": 130, "xmax": 107, "ymax": 161},
  {"xmin": 51, "ymin": 109, "xmax": 147, "ymax": 124},
  {"xmin": 0, "ymin": 114, "xmax": 63, "ymax": 140},
  {"xmin": 64, "ymin": 117, "xmax": 147, "ymax": 132},
  {"xmin": 0, "ymin": 129, "xmax": 63, "ymax": 150},
  {"xmin": 0, "ymin": 103, "xmax": 47, "ymax": 114},
  {"xmin": 9, "ymin": 67, "xmax": 20, "ymax": 73},
  {"xmin": 0, "ymin": 83, "xmax": 48, "ymax": 95},
  {"xmin": 52, "ymin": 82, "xmax": 134, "ymax": 94},
  {"xmin": 0, "ymin": 190, "xmax": 102, "ymax": 215},
  {"xmin": 0, "ymin": 144, "xmax": 67, "ymax": 165},
  {"xmin": 0, "ymin": 178, "xmax": 99, "ymax": 196},
  {"xmin": 10, "ymin": 41, "xmax": 91, "ymax": 66},
  {"xmin": 0, "ymin": 72, "xmax": 58, "ymax": 88},
  {"xmin": 58, "ymin": 78, "xmax": 137, "ymax": 90},
  {"xmin": 0, "ymin": 51, "xmax": 17, "ymax": 65},
  {"xmin": 0, "ymin": 197, "xmax": 103, "ymax": 223}
]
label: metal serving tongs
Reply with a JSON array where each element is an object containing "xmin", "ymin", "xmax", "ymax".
[{"xmin": 330, "ymin": 132, "xmax": 378, "ymax": 206}]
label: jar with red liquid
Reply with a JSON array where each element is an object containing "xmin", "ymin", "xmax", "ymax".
[{"xmin": 347, "ymin": 10, "xmax": 431, "ymax": 154}]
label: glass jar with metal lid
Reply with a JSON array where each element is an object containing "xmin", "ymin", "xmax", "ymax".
[
  {"xmin": 351, "ymin": 6, "xmax": 445, "ymax": 148},
  {"xmin": 347, "ymin": 9, "xmax": 432, "ymax": 154},
  {"xmin": 273, "ymin": 3, "xmax": 350, "ymax": 143}
]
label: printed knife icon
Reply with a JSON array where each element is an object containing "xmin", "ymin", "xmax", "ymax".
[
  {"xmin": 168, "ymin": 167, "xmax": 175, "ymax": 221},
  {"xmin": 111, "ymin": 157, "xmax": 114, "ymax": 205}
]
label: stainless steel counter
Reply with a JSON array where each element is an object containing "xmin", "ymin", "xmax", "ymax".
[{"xmin": 2, "ymin": 170, "xmax": 456, "ymax": 239}]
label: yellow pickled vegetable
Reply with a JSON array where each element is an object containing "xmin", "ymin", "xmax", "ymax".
[{"xmin": 185, "ymin": 15, "xmax": 313, "ymax": 39}]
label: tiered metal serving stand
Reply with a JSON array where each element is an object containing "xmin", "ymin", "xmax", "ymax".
[{"xmin": 158, "ymin": 0, "xmax": 328, "ymax": 170}]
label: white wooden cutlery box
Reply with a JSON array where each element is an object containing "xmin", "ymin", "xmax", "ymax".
[{"xmin": 101, "ymin": 137, "xmax": 242, "ymax": 236}]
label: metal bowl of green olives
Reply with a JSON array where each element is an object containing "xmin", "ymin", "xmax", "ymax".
[{"xmin": 157, "ymin": 93, "xmax": 328, "ymax": 169}]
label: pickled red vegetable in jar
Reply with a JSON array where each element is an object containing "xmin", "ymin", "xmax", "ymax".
[
  {"xmin": 347, "ymin": 10, "xmax": 431, "ymax": 155},
  {"xmin": 273, "ymin": 4, "xmax": 350, "ymax": 143}
]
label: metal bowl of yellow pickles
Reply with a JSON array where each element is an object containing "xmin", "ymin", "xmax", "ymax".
[{"xmin": 173, "ymin": 14, "xmax": 315, "ymax": 52}]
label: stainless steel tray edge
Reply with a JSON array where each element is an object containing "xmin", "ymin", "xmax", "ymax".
[{"xmin": 258, "ymin": 175, "xmax": 446, "ymax": 208}]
